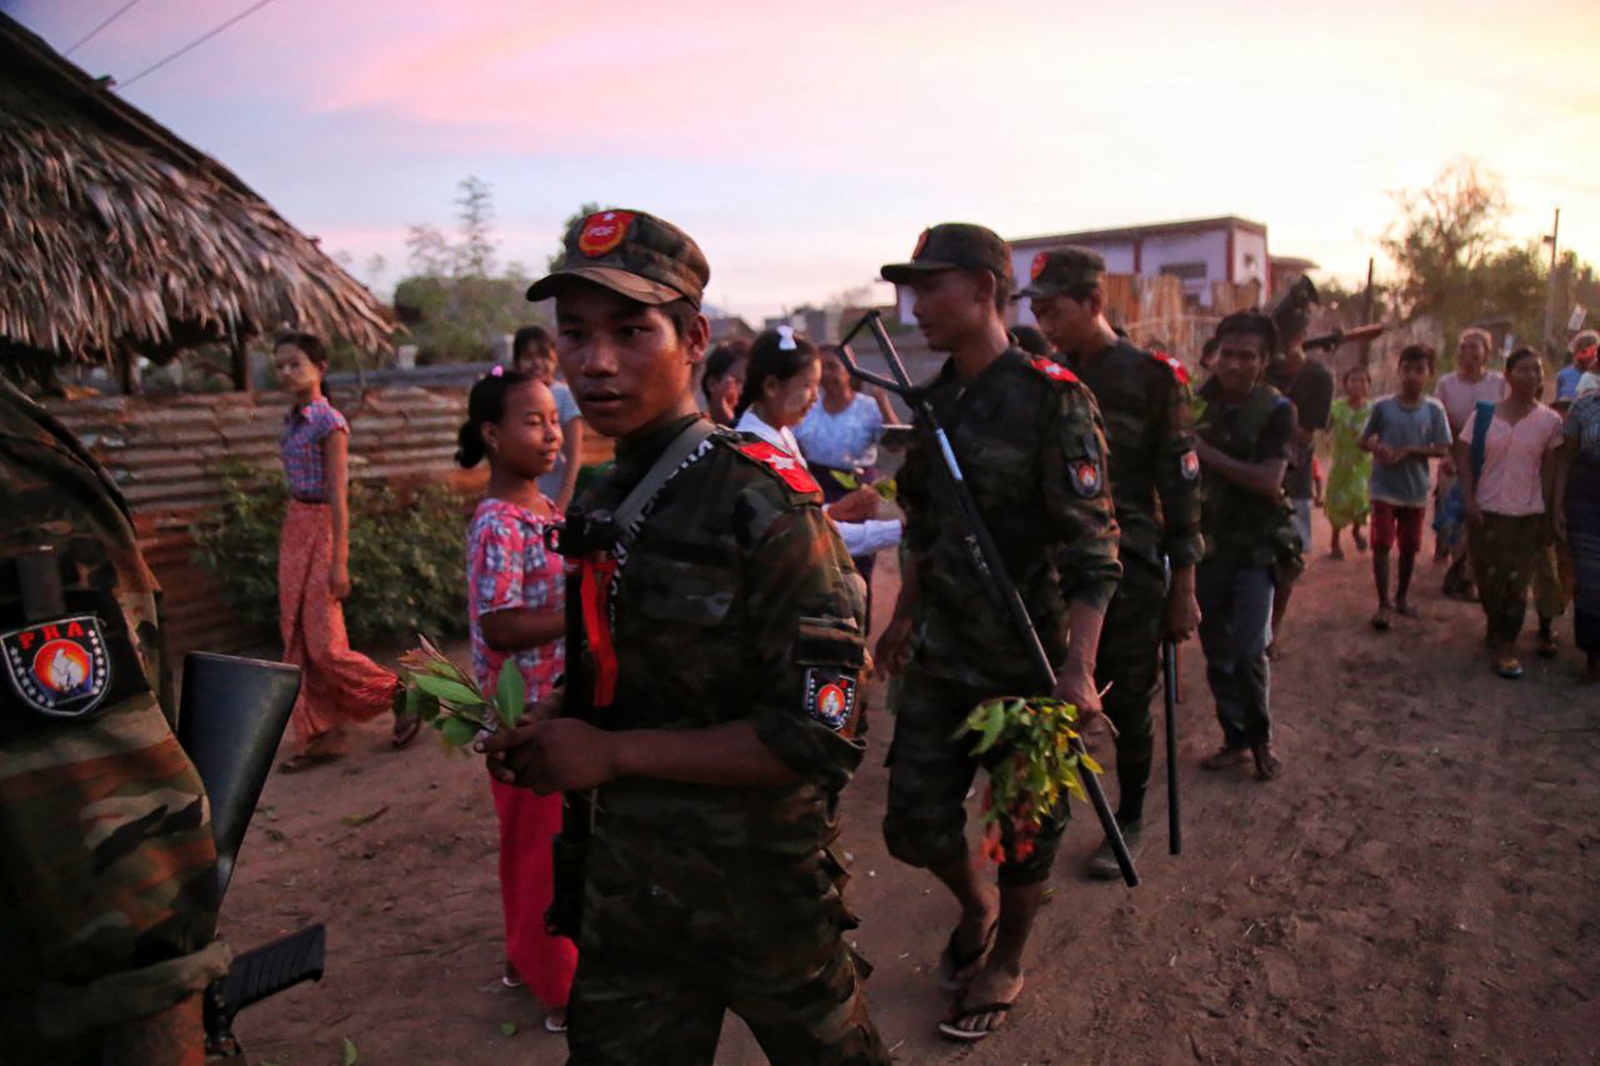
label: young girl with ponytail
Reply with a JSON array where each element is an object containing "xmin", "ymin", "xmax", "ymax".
[{"xmin": 456, "ymin": 367, "xmax": 576, "ymax": 1033}]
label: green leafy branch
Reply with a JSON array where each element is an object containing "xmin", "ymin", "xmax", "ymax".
[{"xmin": 399, "ymin": 635, "xmax": 526, "ymax": 750}]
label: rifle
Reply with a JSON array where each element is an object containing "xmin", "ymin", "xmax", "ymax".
[
  {"xmin": 1302, "ymin": 323, "xmax": 1385, "ymax": 352},
  {"xmin": 175, "ymin": 652, "xmax": 325, "ymax": 1058},
  {"xmin": 1162, "ymin": 558, "xmax": 1181, "ymax": 857},
  {"xmin": 838, "ymin": 310, "xmax": 1139, "ymax": 887}
]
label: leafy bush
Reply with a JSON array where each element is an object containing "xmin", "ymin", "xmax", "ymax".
[{"xmin": 194, "ymin": 461, "xmax": 470, "ymax": 648}]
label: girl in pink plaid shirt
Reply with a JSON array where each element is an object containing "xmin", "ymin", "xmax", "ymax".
[{"xmin": 457, "ymin": 367, "xmax": 576, "ymax": 1033}]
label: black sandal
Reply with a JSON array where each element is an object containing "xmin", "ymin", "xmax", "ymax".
[{"xmin": 938, "ymin": 984, "xmax": 1023, "ymax": 1042}]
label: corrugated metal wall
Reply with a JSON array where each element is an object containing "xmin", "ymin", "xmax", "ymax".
[{"xmin": 45, "ymin": 385, "xmax": 490, "ymax": 658}]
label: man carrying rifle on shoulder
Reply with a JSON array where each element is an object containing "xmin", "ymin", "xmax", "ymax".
[
  {"xmin": 482, "ymin": 209, "xmax": 888, "ymax": 1065},
  {"xmin": 1021, "ymin": 247, "xmax": 1204, "ymax": 880},
  {"xmin": 873, "ymin": 223, "xmax": 1122, "ymax": 1042}
]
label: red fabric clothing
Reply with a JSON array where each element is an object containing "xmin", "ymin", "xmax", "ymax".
[
  {"xmin": 491, "ymin": 779, "xmax": 576, "ymax": 1009},
  {"xmin": 1370, "ymin": 500, "xmax": 1425, "ymax": 554},
  {"xmin": 278, "ymin": 500, "xmax": 397, "ymax": 754},
  {"xmin": 466, "ymin": 494, "xmax": 576, "ymax": 1010}
]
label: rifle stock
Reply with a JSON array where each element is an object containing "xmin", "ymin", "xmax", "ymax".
[{"xmin": 839, "ymin": 312, "xmax": 1139, "ymax": 887}]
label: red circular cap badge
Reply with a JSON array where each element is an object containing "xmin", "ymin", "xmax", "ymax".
[
  {"xmin": 912, "ymin": 228, "xmax": 930, "ymax": 259},
  {"xmin": 1031, "ymin": 252, "xmax": 1048, "ymax": 281},
  {"xmin": 578, "ymin": 211, "xmax": 635, "ymax": 258}
]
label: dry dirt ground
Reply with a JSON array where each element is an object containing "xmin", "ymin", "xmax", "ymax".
[{"xmin": 226, "ymin": 521, "xmax": 1598, "ymax": 1065}]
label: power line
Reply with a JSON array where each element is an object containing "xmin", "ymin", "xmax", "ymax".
[
  {"xmin": 64, "ymin": 0, "xmax": 146, "ymax": 57},
  {"xmin": 118, "ymin": 0, "xmax": 282, "ymax": 90}
]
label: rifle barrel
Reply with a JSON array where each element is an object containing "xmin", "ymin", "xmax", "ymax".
[{"xmin": 840, "ymin": 312, "xmax": 1140, "ymax": 887}]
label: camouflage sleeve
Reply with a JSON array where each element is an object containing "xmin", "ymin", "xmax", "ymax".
[
  {"xmin": 1041, "ymin": 386, "xmax": 1122, "ymax": 613},
  {"xmin": 1153, "ymin": 370, "xmax": 1205, "ymax": 568},
  {"xmin": 0, "ymin": 407, "xmax": 228, "ymax": 1038},
  {"xmin": 740, "ymin": 493, "xmax": 869, "ymax": 792}
]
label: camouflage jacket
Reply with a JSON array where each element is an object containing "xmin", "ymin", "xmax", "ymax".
[
  {"xmin": 1193, "ymin": 382, "xmax": 1302, "ymax": 570},
  {"xmin": 898, "ymin": 349, "xmax": 1122, "ymax": 687},
  {"xmin": 569, "ymin": 415, "xmax": 869, "ymax": 859},
  {"xmin": 1063, "ymin": 338, "xmax": 1204, "ymax": 570},
  {"xmin": 0, "ymin": 382, "xmax": 227, "ymax": 1039}
]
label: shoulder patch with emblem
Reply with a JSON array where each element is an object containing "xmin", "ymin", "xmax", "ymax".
[
  {"xmin": 804, "ymin": 668, "xmax": 858, "ymax": 734},
  {"xmin": 3, "ymin": 614, "xmax": 113, "ymax": 718},
  {"xmin": 1069, "ymin": 457, "xmax": 1103, "ymax": 497},
  {"xmin": 1150, "ymin": 349, "xmax": 1192, "ymax": 386},
  {"xmin": 1179, "ymin": 449, "xmax": 1201, "ymax": 481},
  {"xmin": 734, "ymin": 440, "xmax": 821, "ymax": 495},
  {"xmin": 1028, "ymin": 356, "xmax": 1080, "ymax": 384}
]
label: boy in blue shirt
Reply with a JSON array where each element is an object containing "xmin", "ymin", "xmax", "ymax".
[
  {"xmin": 1361, "ymin": 345, "xmax": 1453, "ymax": 629},
  {"xmin": 1557, "ymin": 330, "xmax": 1598, "ymax": 402}
]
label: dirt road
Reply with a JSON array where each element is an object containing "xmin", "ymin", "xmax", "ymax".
[{"xmin": 227, "ymin": 530, "xmax": 1598, "ymax": 1064}]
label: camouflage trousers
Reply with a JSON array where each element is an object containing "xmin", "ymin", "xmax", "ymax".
[
  {"xmin": 0, "ymin": 699, "xmax": 228, "ymax": 1061},
  {"xmin": 1093, "ymin": 552, "xmax": 1167, "ymax": 825},
  {"xmin": 566, "ymin": 827, "xmax": 888, "ymax": 1066},
  {"xmin": 884, "ymin": 666, "xmax": 1069, "ymax": 887}
]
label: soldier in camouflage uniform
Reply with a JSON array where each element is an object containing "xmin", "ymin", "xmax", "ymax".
[
  {"xmin": 873, "ymin": 224, "xmax": 1121, "ymax": 1042},
  {"xmin": 483, "ymin": 209, "xmax": 888, "ymax": 1065},
  {"xmin": 0, "ymin": 380, "xmax": 228, "ymax": 1064},
  {"xmin": 1190, "ymin": 311, "xmax": 1301, "ymax": 781},
  {"xmin": 1019, "ymin": 247, "xmax": 1204, "ymax": 879}
]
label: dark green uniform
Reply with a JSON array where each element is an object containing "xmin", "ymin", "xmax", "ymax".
[
  {"xmin": 530, "ymin": 209, "xmax": 887, "ymax": 1066},
  {"xmin": 888, "ymin": 346, "xmax": 1121, "ymax": 885},
  {"xmin": 1021, "ymin": 247, "xmax": 1203, "ymax": 828},
  {"xmin": 1193, "ymin": 381, "xmax": 1300, "ymax": 749},
  {"xmin": 0, "ymin": 382, "xmax": 227, "ymax": 1061}
]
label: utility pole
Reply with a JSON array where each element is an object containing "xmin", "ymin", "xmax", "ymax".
[
  {"xmin": 1543, "ymin": 207, "xmax": 1561, "ymax": 355},
  {"xmin": 1360, "ymin": 256, "xmax": 1376, "ymax": 369}
]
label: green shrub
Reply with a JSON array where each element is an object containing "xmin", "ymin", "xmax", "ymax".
[{"xmin": 194, "ymin": 461, "xmax": 470, "ymax": 648}]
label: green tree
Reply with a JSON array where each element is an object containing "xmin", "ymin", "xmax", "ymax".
[
  {"xmin": 455, "ymin": 175, "xmax": 497, "ymax": 277},
  {"xmin": 547, "ymin": 201, "xmax": 605, "ymax": 271}
]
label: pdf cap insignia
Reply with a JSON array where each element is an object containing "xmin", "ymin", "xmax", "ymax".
[
  {"xmin": 528, "ymin": 208, "xmax": 710, "ymax": 308},
  {"xmin": 577, "ymin": 210, "xmax": 635, "ymax": 257},
  {"xmin": 1016, "ymin": 246, "xmax": 1106, "ymax": 301},
  {"xmin": 882, "ymin": 223, "xmax": 1014, "ymax": 287},
  {"xmin": 2, "ymin": 614, "xmax": 112, "ymax": 718},
  {"xmin": 805, "ymin": 669, "xmax": 858, "ymax": 733}
]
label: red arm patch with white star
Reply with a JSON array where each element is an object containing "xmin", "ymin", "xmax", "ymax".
[
  {"xmin": 1150, "ymin": 349, "xmax": 1192, "ymax": 387},
  {"xmin": 736, "ymin": 440, "xmax": 821, "ymax": 495},
  {"xmin": 1029, "ymin": 356, "xmax": 1080, "ymax": 384}
]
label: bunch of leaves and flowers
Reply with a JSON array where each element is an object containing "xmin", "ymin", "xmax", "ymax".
[
  {"xmin": 957, "ymin": 696, "xmax": 1103, "ymax": 865},
  {"xmin": 825, "ymin": 469, "xmax": 898, "ymax": 502},
  {"xmin": 398, "ymin": 635, "xmax": 527, "ymax": 750}
]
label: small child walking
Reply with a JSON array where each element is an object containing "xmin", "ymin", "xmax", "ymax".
[
  {"xmin": 1360, "ymin": 345, "xmax": 1453, "ymax": 630},
  {"xmin": 457, "ymin": 368, "xmax": 576, "ymax": 1033},
  {"xmin": 1326, "ymin": 365, "xmax": 1373, "ymax": 559}
]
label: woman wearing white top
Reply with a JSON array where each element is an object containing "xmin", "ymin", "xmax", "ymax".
[{"xmin": 734, "ymin": 327, "xmax": 902, "ymax": 560}]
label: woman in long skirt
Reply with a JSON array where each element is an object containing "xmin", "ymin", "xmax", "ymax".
[{"xmin": 273, "ymin": 333, "xmax": 414, "ymax": 771}]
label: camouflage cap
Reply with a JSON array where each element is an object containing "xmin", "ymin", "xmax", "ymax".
[
  {"xmin": 527, "ymin": 208, "xmax": 710, "ymax": 308},
  {"xmin": 881, "ymin": 223, "xmax": 1014, "ymax": 286},
  {"xmin": 1014, "ymin": 246, "xmax": 1105, "ymax": 300}
]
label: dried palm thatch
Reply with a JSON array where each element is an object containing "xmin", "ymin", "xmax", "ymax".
[{"xmin": 0, "ymin": 13, "xmax": 393, "ymax": 363}]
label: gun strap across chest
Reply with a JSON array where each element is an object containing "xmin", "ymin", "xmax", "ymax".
[{"xmin": 582, "ymin": 418, "xmax": 717, "ymax": 707}]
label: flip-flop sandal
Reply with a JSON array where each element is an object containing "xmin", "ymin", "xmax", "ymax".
[
  {"xmin": 936, "ymin": 920, "xmax": 998, "ymax": 990},
  {"xmin": 1370, "ymin": 611, "xmax": 1392, "ymax": 632},
  {"xmin": 278, "ymin": 751, "xmax": 343, "ymax": 774},
  {"xmin": 1394, "ymin": 604, "xmax": 1420, "ymax": 619},
  {"xmin": 938, "ymin": 983, "xmax": 1024, "ymax": 1043},
  {"xmin": 1536, "ymin": 639, "xmax": 1559, "ymax": 659},
  {"xmin": 1495, "ymin": 659, "xmax": 1524, "ymax": 680},
  {"xmin": 390, "ymin": 713, "xmax": 422, "ymax": 750},
  {"xmin": 544, "ymin": 1012, "xmax": 568, "ymax": 1034}
]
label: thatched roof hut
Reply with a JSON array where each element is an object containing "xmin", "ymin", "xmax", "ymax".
[{"xmin": 0, "ymin": 13, "xmax": 392, "ymax": 382}]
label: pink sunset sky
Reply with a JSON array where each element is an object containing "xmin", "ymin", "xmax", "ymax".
[{"xmin": 10, "ymin": 0, "xmax": 1600, "ymax": 318}]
